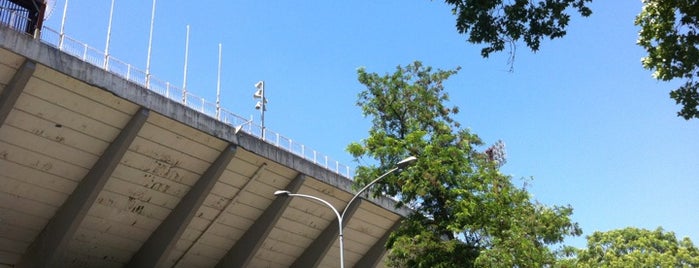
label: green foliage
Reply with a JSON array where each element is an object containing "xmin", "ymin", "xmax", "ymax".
[
  {"xmin": 348, "ymin": 61, "xmax": 581, "ymax": 267},
  {"xmin": 636, "ymin": 0, "xmax": 699, "ymax": 119},
  {"xmin": 558, "ymin": 227, "xmax": 699, "ymax": 267},
  {"xmin": 441, "ymin": 0, "xmax": 592, "ymax": 60}
]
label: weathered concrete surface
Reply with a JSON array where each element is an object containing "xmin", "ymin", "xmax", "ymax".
[{"xmin": 0, "ymin": 25, "xmax": 409, "ymax": 267}]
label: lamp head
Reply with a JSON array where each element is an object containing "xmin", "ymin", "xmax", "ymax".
[
  {"xmin": 255, "ymin": 81, "xmax": 264, "ymax": 90},
  {"xmin": 253, "ymin": 89, "xmax": 263, "ymax": 98},
  {"xmin": 396, "ymin": 156, "xmax": 417, "ymax": 169},
  {"xmin": 274, "ymin": 190, "xmax": 291, "ymax": 197}
]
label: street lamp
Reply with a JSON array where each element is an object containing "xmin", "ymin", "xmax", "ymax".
[{"xmin": 273, "ymin": 156, "xmax": 417, "ymax": 268}]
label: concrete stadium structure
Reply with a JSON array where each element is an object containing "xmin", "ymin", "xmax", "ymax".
[{"xmin": 0, "ymin": 22, "xmax": 409, "ymax": 267}]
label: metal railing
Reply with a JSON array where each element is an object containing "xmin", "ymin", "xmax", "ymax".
[
  {"xmin": 1, "ymin": 21, "xmax": 354, "ymax": 179},
  {"xmin": 0, "ymin": 3, "xmax": 32, "ymax": 34}
]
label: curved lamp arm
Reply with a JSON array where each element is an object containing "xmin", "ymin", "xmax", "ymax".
[
  {"xmin": 272, "ymin": 156, "xmax": 416, "ymax": 268},
  {"xmin": 274, "ymin": 191, "xmax": 342, "ymax": 222},
  {"xmin": 274, "ymin": 190, "xmax": 346, "ymax": 268}
]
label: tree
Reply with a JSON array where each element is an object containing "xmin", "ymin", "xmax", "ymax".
[
  {"xmin": 439, "ymin": 1, "xmax": 699, "ymax": 120},
  {"xmin": 557, "ymin": 227, "xmax": 699, "ymax": 267},
  {"xmin": 347, "ymin": 61, "xmax": 581, "ymax": 267},
  {"xmin": 440, "ymin": 0, "xmax": 592, "ymax": 65},
  {"xmin": 636, "ymin": 0, "xmax": 699, "ymax": 120}
]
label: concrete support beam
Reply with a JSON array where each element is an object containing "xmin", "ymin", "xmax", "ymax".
[
  {"xmin": 291, "ymin": 198, "xmax": 362, "ymax": 268},
  {"xmin": 216, "ymin": 174, "xmax": 306, "ymax": 268},
  {"xmin": 16, "ymin": 108, "xmax": 149, "ymax": 268},
  {"xmin": 0, "ymin": 60, "xmax": 35, "ymax": 126},
  {"xmin": 126, "ymin": 144, "xmax": 237, "ymax": 268},
  {"xmin": 353, "ymin": 219, "xmax": 402, "ymax": 268}
]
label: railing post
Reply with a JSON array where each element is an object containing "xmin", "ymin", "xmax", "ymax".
[{"xmin": 82, "ymin": 43, "xmax": 88, "ymax": 61}]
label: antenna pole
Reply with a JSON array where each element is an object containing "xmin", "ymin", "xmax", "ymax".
[
  {"xmin": 59, "ymin": 0, "xmax": 68, "ymax": 49},
  {"xmin": 182, "ymin": 25, "xmax": 190, "ymax": 104},
  {"xmin": 216, "ymin": 43, "xmax": 222, "ymax": 120},
  {"xmin": 146, "ymin": 0, "xmax": 156, "ymax": 89},
  {"xmin": 260, "ymin": 82, "xmax": 266, "ymax": 139},
  {"xmin": 104, "ymin": 0, "xmax": 115, "ymax": 70}
]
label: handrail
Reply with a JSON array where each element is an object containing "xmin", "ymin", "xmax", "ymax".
[{"xmin": 0, "ymin": 21, "xmax": 354, "ymax": 179}]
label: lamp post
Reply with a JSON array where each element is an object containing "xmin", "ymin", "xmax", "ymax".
[{"xmin": 273, "ymin": 156, "xmax": 417, "ymax": 268}]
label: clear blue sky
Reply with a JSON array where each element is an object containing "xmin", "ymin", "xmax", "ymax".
[{"xmin": 42, "ymin": 0, "xmax": 698, "ymax": 248}]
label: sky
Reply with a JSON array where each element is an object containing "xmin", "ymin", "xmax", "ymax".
[{"xmin": 40, "ymin": 0, "xmax": 698, "ymax": 248}]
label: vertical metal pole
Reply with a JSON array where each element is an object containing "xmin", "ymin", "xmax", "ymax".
[
  {"xmin": 104, "ymin": 0, "xmax": 115, "ymax": 70},
  {"xmin": 182, "ymin": 25, "xmax": 190, "ymax": 104},
  {"xmin": 145, "ymin": 0, "xmax": 156, "ymax": 89},
  {"xmin": 59, "ymin": 0, "xmax": 68, "ymax": 50},
  {"xmin": 260, "ymin": 81, "xmax": 266, "ymax": 139},
  {"xmin": 216, "ymin": 43, "xmax": 222, "ymax": 120},
  {"xmin": 338, "ymin": 219, "xmax": 345, "ymax": 268},
  {"xmin": 281, "ymin": 194, "xmax": 345, "ymax": 268}
]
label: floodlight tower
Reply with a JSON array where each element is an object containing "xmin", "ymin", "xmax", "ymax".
[{"xmin": 253, "ymin": 81, "xmax": 267, "ymax": 139}]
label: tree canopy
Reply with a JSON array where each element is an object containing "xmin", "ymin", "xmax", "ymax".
[
  {"xmin": 347, "ymin": 61, "xmax": 581, "ymax": 267},
  {"xmin": 636, "ymin": 0, "xmax": 699, "ymax": 120},
  {"xmin": 558, "ymin": 227, "xmax": 699, "ymax": 267},
  {"xmin": 441, "ymin": 0, "xmax": 592, "ymax": 63},
  {"xmin": 439, "ymin": 0, "xmax": 699, "ymax": 119}
]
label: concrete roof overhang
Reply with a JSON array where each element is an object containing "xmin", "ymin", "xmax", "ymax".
[{"xmin": 0, "ymin": 25, "xmax": 410, "ymax": 268}]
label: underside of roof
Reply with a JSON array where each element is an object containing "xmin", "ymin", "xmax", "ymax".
[{"xmin": 0, "ymin": 25, "xmax": 408, "ymax": 268}]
